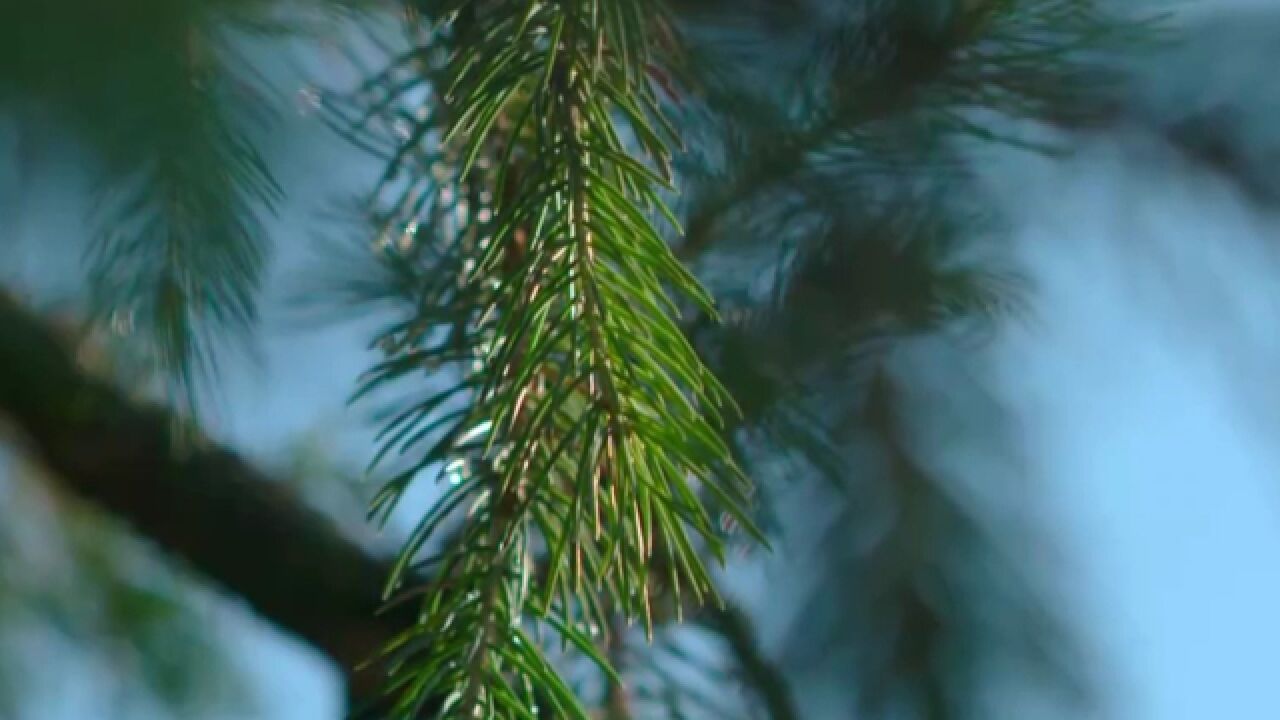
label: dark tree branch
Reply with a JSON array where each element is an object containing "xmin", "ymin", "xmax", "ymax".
[
  {"xmin": 0, "ymin": 290, "xmax": 797, "ymax": 718},
  {"xmin": 0, "ymin": 290, "xmax": 412, "ymax": 708},
  {"xmin": 701, "ymin": 604, "xmax": 799, "ymax": 720}
]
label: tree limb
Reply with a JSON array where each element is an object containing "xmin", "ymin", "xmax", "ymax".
[
  {"xmin": 0, "ymin": 290, "xmax": 412, "ymax": 708},
  {"xmin": 0, "ymin": 289, "xmax": 801, "ymax": 718}
]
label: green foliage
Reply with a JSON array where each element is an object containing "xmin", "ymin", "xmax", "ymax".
[
  {"xmin": 337, "ymin": 2, "xmax": 759, "ymax": 717},
  {"xmin": 1, "ymin": 1, "xmax": 267, "ymax": 398},
  {"xmin": 315, "ymin": 1, "xmax": 1166, "ymax": 718},
  {"xmin": 0, "ymin": 0, "xmax": 1171, "ymax": 717},
  {"xmin": 0, "ymin": 0, "xmax": 370, "ymax": 403}
]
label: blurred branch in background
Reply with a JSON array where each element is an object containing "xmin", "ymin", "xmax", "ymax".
[
  {"xmin": 0, "ymin": 290, "xmax": 793, "ymax": 718},
  {"xmin": 0, "ymin": 289, "xmax": 409, "ymax": 708},
  {"xmin": 0, "ymin": 0, "xmax": 378, "ymax": 403}
]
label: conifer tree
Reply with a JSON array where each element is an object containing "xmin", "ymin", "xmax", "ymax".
[{"xmin": 0, "ymin": 0, "xmax": 1168, "ymax": 718}]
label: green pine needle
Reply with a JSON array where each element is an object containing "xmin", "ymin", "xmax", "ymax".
[{"xmin": 354, "ymin": 2, "xmax": 760, "ymax": 716}]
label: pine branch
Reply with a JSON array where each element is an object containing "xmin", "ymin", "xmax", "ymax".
[
  {"xmin": 601, "ymin": 613, "xmax": 633, "ymax": 720},
  {"xmin": 0, "ymin": 1, "xmax": 286, "ymax": 400},
  {"xmin": 315, "ymin": 3, "xmax": 1165, "ymax": 717},
  {"xmin": 701, "ymin": 603, "xmax": 798, "ymax": 720},
  {"xmin": 677, "ymin": 0, "xmax": 1159, "ymax": 263},
  {"xmin": 0, "ymin": 0, "xmax": 381, "ymax": 404},
  {"xmin": 345, "ymin": 2, "xmax": 761, "ymax": 716},
  {"xmin": 84, "ymin": 66, "xmax": 281, "ymax": 405},
  {"xmin": 2, "ymin": 285, "xmax": 794, "ymax": 719}
]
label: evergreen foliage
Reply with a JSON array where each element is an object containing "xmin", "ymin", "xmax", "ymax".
[
  {"xmin": 331, "ymin": 3, "xmax": 762, "ymax": 716},
  {"xmin": 322, "ymin": 2, "xmax": 1161, "ymax": 717},
  {"xmin": 0, "ymin": 0, "xmax": 1169, "ymax": 718}
]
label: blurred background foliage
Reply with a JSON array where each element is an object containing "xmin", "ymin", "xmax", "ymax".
[{"xmin": 0, "ymin": 448, "xmax": 247, "ymax": 717}]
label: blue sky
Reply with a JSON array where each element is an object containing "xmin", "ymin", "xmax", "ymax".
[{"xmin": 978, "ymin": 131, "xmax": 1280, "ymax": 719}]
